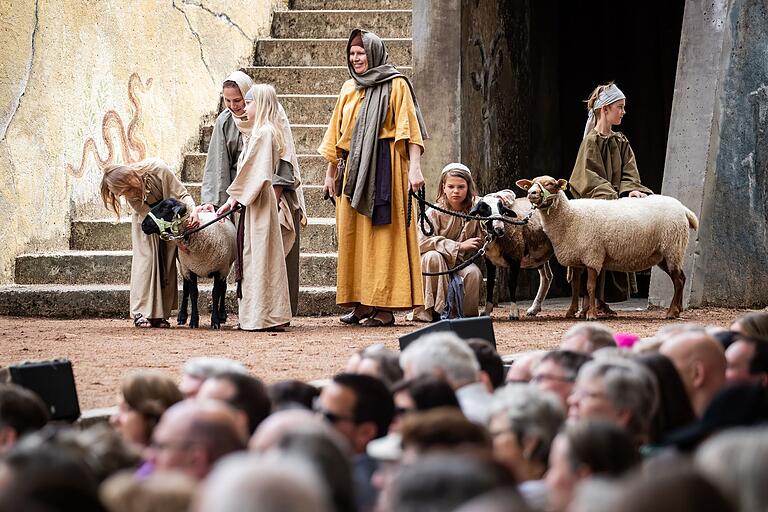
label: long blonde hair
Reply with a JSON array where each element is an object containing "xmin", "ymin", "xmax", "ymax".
[
  {"xmin": 435, "ymin": 168, "xmax": 478, "ymax": 212},
  {"xmin": 100, "ymin": 158, "xmax": 167, "ymax": 218},
  {"xmin": 246, "ymin": 84, "xmax": 286, "ymax": 156}
]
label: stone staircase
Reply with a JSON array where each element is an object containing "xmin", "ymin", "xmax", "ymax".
[{"xmin": 0, "ymin": 0, "xmax": 412, "ymax": 318}]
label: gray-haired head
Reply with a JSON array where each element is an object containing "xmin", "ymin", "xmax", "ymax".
[
  {"xmin": 489, "ymin": 384, "xmax": 565, "ymax": 467},
  {"xmin": 182, "ymin": 357, "xmax": 247, "ymax": 379},
  {"xmin": 400, "ymin": 332, "xmax": 480, "ymax": 389},
  {"xmin": 197, "ymin": 452, "xmax": 332, "ymax": 512},
  {"xmin": 696, "ymin": 426, "xmax": 768, "ymax": 512},
  {"xmin": 576, "ymin": 357, "xmax": 659, "ymax": 441},
  {"xmin": 561, "ymin": 322, "xmax": 616, "ymax": 353}
]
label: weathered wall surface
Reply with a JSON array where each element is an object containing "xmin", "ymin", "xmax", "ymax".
[
  {"xmin": 650, "ymin": 0, "xmax": 768, "ymax": 308},
  {"xmin": 0, "ymin": 0, "xmax": 282, "ymax": 283}
]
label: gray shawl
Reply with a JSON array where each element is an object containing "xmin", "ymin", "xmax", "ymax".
[{"xmin": 344, "ymin": 29, "xmax": 429, "ymax": 218}]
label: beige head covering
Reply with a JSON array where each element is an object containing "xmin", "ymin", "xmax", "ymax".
[{"xmin": 225, "ymin": 70, "xmax": 254, "ymax": 134}]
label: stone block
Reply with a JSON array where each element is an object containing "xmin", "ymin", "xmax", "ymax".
[
  {"xmin": 278, "ymin": 94, "xmax": 338, "ymax": 125},
  {"xmin": 182, "ymin": 152, "xmax": 207, "ymax": 182},
  {"xmin": 69, "ymin": 217, "xmax": 336, "ymax": 253},
  {"xmin": 201, "ymin": 125, "xmax": 213, "ymax": 153},
  {"xmin": 248, "ymin": 66, "xmax": 349, "ymax": 95},
  {"xmin": 15, "ymin": 251, "xmax": 132, "ymax": 285},
  {"xmin": 70, "ymin": 220, "xmax": 132, "ymax": 251},
  {"xmin": 272, "ymin": 10, "xmax": 411, "ymax": 39},
  {"xmin": 290, "ymin": 0, "xmax": 410, "ymax": 8},
  {"xmin": 298, "ymin": 154, "xmax": 327, "ymax": 185},
  {"xmin": 254, "ymin": 38, "xmax": 412, "ymax": 67},
  {"xmin": 293, "ymin": 124, "xmax": 327, "ymax": 154},
  {"xmin": 0, "ymin": 284, "xmax": 341, "ymax": 318},
  {"xmin": 304, "ymin": 186, "xmax": 335, "ymax": 218}
]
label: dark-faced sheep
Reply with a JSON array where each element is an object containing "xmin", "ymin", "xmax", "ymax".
[
  {"xmin": 142, "ymin": 198, "xmax": 236, "ymax": 329},
  {"xmin": 517, "ymin": 176, "xmax": 698, "ymax": 320},
  {"xmin": 469, "ymin": 190, "xmax": 554, "ymax": 319}
]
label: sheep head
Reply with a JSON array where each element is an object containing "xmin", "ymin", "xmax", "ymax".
[
  {"xmin": 517, "ymin": 176, "xmax": 567, "ymax": 209},
  {"xmin": 469, "ymin": 190, "xmax": 518, "ymax": 237},
  {"xmin": 142, "ymin": 198, "xmax": 189, "ymax": 239}
]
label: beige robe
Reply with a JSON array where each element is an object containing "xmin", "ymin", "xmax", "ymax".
[
  {"xmin": 228, "ymin": 125, "xmax": 292, "ymax": 330},
  {"xmin": 412, "ymin": 200, "xmax": 484, "ymax": 321},
  {"xmin": 318, "ymin": 77, "xmax": 424, "ymax": 309},
  {"xmin": 127, "ymin": 164, "xmax": 195, "ymax": 320}
]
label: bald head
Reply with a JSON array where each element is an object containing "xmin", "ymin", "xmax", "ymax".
[
  {"xmin": 148, "ymin": 400, "xmax": 246, "ymax": 479},
  {"xmin": 661, "ymin": 333, "xmax": 726, "ymax": 417},
  {"xmin": 249, "ymin": 409, "xmax": 325, "ymax": 452}
]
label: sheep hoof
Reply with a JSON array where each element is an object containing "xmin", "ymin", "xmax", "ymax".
[
  {"xmin": 565, "ymin": 309, "xmax": 578, "ymax": 319},
  {"xmin": 525, "ymin": 307, "xmax": 540, "ymax": 317},
  {"xmin": 211, "ymin": 322, "xmax": 221, "ymax": 330},
  {"xmin": 665, "ymin": 309, "xmax": 681, "ymax": 319},
  {"xmin": 576, "ymin": 309, "xmax": 587, "ymax": 319},
  {"xmin": 177, "ymin": 313, "xmax": 187, "ymax": 325},
  {"xmin": 508, "ymin": 310, "xmax": 520, "ymax": 321},
  {"xmin": 586, "ymin": 311, "xmax": 598, "ymax": 321},
  {"xmin": 189, "ymin": 316, "xmax": 199, "ymax": 329}
]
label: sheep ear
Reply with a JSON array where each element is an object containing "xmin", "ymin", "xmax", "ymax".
[
  {"xmin": 172, "ymin": 204, "xmax": 185, "ymax": 216},
  {"xmin": 516, "ymin": 179, "xmax": 532, "ymax": 191},
  {"xmin": 557, "ymin": 179, "xmax": 568, "ymax": 190}
]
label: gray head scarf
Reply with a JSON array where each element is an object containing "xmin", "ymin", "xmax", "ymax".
[{"xmin": 343, "ymin": 29, "xmax": 429, "ymax": 218}]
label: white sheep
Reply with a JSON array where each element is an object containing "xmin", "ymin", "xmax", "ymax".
[
  {"xmin": 469, "ymin": 190, "xmax": 554, "ymax": 319},
  {"xmin": 516, "ymin": 176, "xmax": 698, "ymax": 320},
  {"xmin": 142, "ymin": 198, "xmax": 236, "ymax": 328}
]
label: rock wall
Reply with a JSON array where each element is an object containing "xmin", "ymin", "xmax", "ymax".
[
  {"xmin": 650, "ymin": 0, "xmax": 768, "ymax": 308},
  {"xmin": 0, "ymin": 0, "xmax": 283, "ymax": 283}
]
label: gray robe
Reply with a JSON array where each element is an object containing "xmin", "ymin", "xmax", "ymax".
[{"xmin": 202, "ymin": 110, "xmax": 242, "ymax": 208}]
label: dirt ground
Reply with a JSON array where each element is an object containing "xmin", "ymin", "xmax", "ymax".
[{"xmin": 0, "ymin": 304, "xmax": 752, "ymax": 410}]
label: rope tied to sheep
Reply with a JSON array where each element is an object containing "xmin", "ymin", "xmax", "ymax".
[
  {"xmin": 153, "ymin": 204, "xmax": 243, "ymax": 242},
  {"xmin": 421, "ymin": 232, "xmax": 495, "ymax": 276},
  {"xmin": 407, "ymin": 189, "xmax": 534, "ymax": 234}
]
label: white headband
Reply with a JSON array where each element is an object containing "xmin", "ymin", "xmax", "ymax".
[
  {"xmin": 583, "ymin": 84, "xmax": 625, "ymax": 138},
  {"xmin": 441, "ymin": 162, "xmax": 471, "ymax": 176}
]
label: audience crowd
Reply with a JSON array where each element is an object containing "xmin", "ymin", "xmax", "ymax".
[{"xmin": 1, "ymin": 310, "xmax": 767, "ymax": 511}]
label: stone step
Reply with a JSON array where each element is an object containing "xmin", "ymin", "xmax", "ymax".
[
  {"xmin": 272, "ymin": 10, "xmax": 411, "ymax": 39},
  {"xmin": 184, "ymin": 183, "xmax": 334, "ymax": 218},
  {"xmin": 71, "ymin": 217, "xmax": 336, "ymax": 252},
  {"xmin": 200, "ymin": 125, "xmax": 213, "ymax": 153},
  {"xmin": 293, "ymin": 124, "xmax": 326, "ymax": 156},
  {"xmin": 15, "ymin": 250, "xmax": 338, "ymax": 288},
  {"xmin": 248, "ymin": 65, "xmax": 412, "ymax": 95},
  {"xmin": 290, "ymin": 0, "xmax": 410, "ymax": 9},
  {"xmin": 182, "ymin": 151, "xmax": 327, "ymax": 186},
  {"xmin": 254, "ymin": 38, "xmax": 411, "ymax": 67},
  {"xmin": 278, "ymin": 94, "xmax": 337, "ymax": 125},
  {"xmin": 0, "ymin": 284, "xmax": 341, "ymax": 318}
]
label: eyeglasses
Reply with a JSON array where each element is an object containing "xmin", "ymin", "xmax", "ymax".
[{"xmin": 531, "ymin": 373, "xmax": 576, "ymax": 384}]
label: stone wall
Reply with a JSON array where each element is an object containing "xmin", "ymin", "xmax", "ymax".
[
  {"xmin": 0, "ymin": 0, "xmax": 283, "ymax": 284},
  {"xmin": 650, "ymin": 0, "xmax": 768, "ymax": 308}
]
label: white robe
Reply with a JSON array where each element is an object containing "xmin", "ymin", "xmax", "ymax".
[{"xmin": 227, "ymin": 125, "xmax": 292, "ymax": 330}]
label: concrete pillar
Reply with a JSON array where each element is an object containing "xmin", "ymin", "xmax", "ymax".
[
  {"xmin": 412, "ymin": 0, "xmax": 462, "ymax": 197},
  {"xmin": 650, "ymin": 0, "xmax": 768, "ymax": 308}
]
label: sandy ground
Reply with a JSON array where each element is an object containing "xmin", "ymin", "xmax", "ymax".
[{"xmin": 0, "ymin": 302, "xmax": 751, "ymax": 410}]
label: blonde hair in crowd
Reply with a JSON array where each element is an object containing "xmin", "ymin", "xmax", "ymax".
[
  {"xmin": 246, "ymin": 84, "xmax": 286, "ymax": 157},
  {"xmin": 435, "ymin": 168, "xmax": 478, "ymax": 212},
  {"xmin": 100, "ymin": 158, "xmax": 168, "ymax": 218},
  {"xmin": 585, "ymin": 81, "xmax": 616, "ymax": 121}
]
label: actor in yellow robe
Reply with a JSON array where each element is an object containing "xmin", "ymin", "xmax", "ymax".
[
  {"xmin": 101, "ymin": 159, "xmax": 196, "ymax": 327},
  {"xmin": 319, "ymin": 29, "xmax": 429, "ymax": 327},
  {"xmin": 218, "ymin": 85, "xmax": 292, "ymax": 331}
]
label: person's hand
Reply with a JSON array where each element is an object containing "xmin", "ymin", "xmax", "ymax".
[
  {"xmin": 408, "ymin": 163, "xmax": 425, "ymax": 193},
  {"xmin": 459, "ymin": 237, "xmax": 483, "ymax": 252},
  {"xmin": 628, "ymin": 190, "xmax": 647, "ymax": 198},
  {"xmin": 186, "ymin": 210, "xmax": 200, "ymax": 229},
  {"xmin": 323, "ymin": 174, "xmax": 336, "ymax": 199},
  {"xmin": 216, "ymin": 198, "xmax": 238, "ymax": 217}
]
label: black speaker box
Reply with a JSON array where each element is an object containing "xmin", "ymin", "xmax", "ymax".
[
  {"xmin": 399, "ymin": 316, "xmax": 496, "ymax": 351},
  {"xmin": 9, "ymin": 359, "xmax": 81, "ymax": 423}
]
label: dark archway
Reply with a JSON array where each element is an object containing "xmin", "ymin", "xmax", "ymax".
[{"xmin": 461, "ymin": 0, "xmax": 685, "ymax": 299}]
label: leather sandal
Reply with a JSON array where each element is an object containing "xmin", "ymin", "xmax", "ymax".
[
  {"xmin": 133, "ymin": 314, "xmax": 152, "ymax": 328},
  {"xmin": 340, "ymin": 306, "xmax": 375, "ymax": 325},
  {"xmin": 361, "ymin": 310, "xmax": 395, "ymax": 328}
]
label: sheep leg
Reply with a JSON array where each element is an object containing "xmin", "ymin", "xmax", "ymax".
[
  {"xmin": 566, "ymin": 267, "xmax": 582, "ymax": 318},
  {"xmin": 658, "ymin": 259, "xmax": 685, "ymax": 319},
  {"xmin": 218, "ymin": 278, "xmax": 228, "ymax": 324},
  {"xmin": 177, "ymin": 277, "xmax": 190, "ymax": 325},
  {"xmin": 527, "ymin": 261, "xmax": 552, "ymax": 316},
  {"xmin": 210, "ymin": 275, "xmax": 222, "ymax": 329},
  {"xmin": 585, "ymin": 267, "xmax": 599, "ymax": 321},
  {"xmin": 484, "ymin": 258, "xmax": 496, "ymax": 316},
  {"xmin": 188, "ymin": 273, "xmax": 199, "ymax": 329},
  {"xmin": 505, "ymin": 257, "xmax": 521, "ymax": 320}
]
